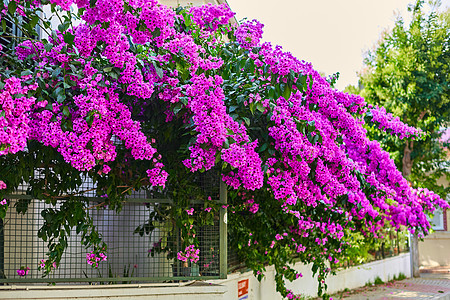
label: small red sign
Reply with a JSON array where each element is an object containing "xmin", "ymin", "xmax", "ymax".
[{"xmin": 238, "ymin": 279, "xmax": 249, "ymax": 298}]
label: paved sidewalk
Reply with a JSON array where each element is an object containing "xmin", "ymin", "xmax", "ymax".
[{"xmin": 329, "ymin": 267, "xmax": 450, "ymax": 300}]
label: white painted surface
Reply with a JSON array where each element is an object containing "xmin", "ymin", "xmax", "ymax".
[
  {"xmin": 212, "ymin": 253, "xmax": 411, "ymax": 299},
  {"xmin": 0, "ymin": 283, "xmax": 226, "ymax": 300},
  {"xmin": 0, "ymin": 253, "xmax": 410, "ymax": 299}
]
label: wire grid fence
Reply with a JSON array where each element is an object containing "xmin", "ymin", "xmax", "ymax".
[
  {"xmin": 333, "ymin": 229, "xmax": 410, "ymax": 270},
  {"xmin": 227, "ymin": 241, "xmax": 247, "ymax": 274},
  {"xmin": 0, "ymin": 171, "xmax": 225, "ymax": 284},
  {"xmin": 227, "ymin": 229, "xmax": 410, "ymax": 274}
]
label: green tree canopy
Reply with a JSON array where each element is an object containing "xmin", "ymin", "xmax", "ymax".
[{"xmin": 359, "ymin": 0, "xmax": 450, "ymax": 196}]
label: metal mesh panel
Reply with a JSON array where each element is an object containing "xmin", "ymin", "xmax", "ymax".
[
  {"xmin": 0, "ymin": 168, "xmax": 226, "ymax": 284},
  {"xmin": 227, "ymin": 240, "xmax": 247, "ymax": 274},
  {"xmin": 0, "ymin": 198, "xmax": 221, "ymax": 284}
]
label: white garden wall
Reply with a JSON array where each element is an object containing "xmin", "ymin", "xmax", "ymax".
[
  {"xmin": 0, "ymin": 253, "xmax": 411, "ymax": 299},
  {"xmin": 213, "ymin": 252, "xmax": 411, "ymax": 299}
]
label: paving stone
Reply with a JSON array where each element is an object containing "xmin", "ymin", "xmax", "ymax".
[{"xmin": 331, "ymin": 275, "xmax": 450, "ymax": 300}]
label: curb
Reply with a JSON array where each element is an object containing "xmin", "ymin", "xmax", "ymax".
[{"xmin": 432, "ymin": 291, "xmax": 450, "ymax": 300}]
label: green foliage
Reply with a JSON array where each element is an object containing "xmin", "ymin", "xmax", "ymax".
[
  {"xmin": 332, "ymin": 228, "xmax": 409, "ymax": 269},
  {"xmin": 393, "ymin": 272, "xmax": 407, "ymax": 281},
  {"xmin": 374, "ymin": 276, "xmax": 384, "ymax": 285},
  {"xmin": 359, "ymin": 0, "xmax": 450, "ymax": 197}
]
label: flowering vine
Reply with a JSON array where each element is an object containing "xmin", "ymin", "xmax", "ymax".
[{"xmin": 0, "ymin": 1, "xmax": 448, "ymax": 299}]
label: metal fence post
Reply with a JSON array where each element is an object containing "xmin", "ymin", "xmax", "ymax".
[{"xmin": 219, "ymin": 181, "xmax": 227, "ymax": 279}]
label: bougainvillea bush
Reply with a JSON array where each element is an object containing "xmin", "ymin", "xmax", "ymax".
[{"xmin": 0, "ymin": 0, "xmax": 448, "ymax": 298}]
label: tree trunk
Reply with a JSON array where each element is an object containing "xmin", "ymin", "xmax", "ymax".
[{"xmin": 402, "ymin": 141, "xmax": 414, "ymax": 177}]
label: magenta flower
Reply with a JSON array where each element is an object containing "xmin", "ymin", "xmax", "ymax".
[
  {"xmin": 86, "ymin": 250, "xmax": 107, "ymax": 268},
  {"xmin": 0, "ymin": 180, "xmax": 6, "ymax": 189},
  {"xmin": 17, "ymin": 267, "xmax": 30, "ymax": 277},
  {"xmin": 186, "ymin": 208, "xmax": 194, "ymax": 215},
  {"xmin": 177, "ymin": 245, "xmax": 200, "ymax": 263}
]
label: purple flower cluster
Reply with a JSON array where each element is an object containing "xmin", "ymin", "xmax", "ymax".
[
  {"xmin": 181, "ymin": 73, "xmax": 263, "ymax": 190},
  {"xmin": 0, "ymin": 76, "xmax": 37, "ymax": 155},
  {"xmin": 190, "ymin": 3, "xmax": 235, "ymax": 32},
  {"xmin": 369, "ymin": 105, "xmax": 421, "ymax": 139},
  {"xmin": 235, "ymin": 20, "xmax": 264, "ymax": 50},
  {"xmin": 177, "ymin": 245, "xmax": 200, "ymax": 263},
  {"xmin": 86, "ymin": 250, "xmax": 107, "ymax": 268},
  {"xmin": 0, "ymin": 3, "xmax": 170, "ymax": 187},
  {"xmin": 17, "ymin": 266, "xmax": 30, "ymax": 277}
]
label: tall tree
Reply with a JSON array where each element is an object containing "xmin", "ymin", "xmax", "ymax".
[
  {"xmin": 358, "ymin": 0, "xmax": 450, "ymax": 276},
  {"xmin": 360, "ymin": 0, "xmax": 449, "ymax": 196}
]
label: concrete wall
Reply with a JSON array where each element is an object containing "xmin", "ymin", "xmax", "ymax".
[
  {"xmin": 0, "ymin": 282, "xmax": 227, "ymax": 300},
  {"xmin": 214, "ymin": 253, "xmax": 411, "ymax": 299},
  {"xmin": 0, "ymin": 254, "xmax": 411, "ymax": 299},
  {"xmin": 419, "ymin": 231, "xmax": 450, "ymax": 267},
  {"xmin": 420, "ymin": 175, "xmax": 450, "ymax": 267}
]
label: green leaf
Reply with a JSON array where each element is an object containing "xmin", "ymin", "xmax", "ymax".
[
  {"xmin": 183, "ymin": 13, "xmax": 192, "ymax": 27},
  {"xmin": 173, "ymin": 103, "xmax": 183, "ymax": 115},
  {"xmin": 256, "ymin": 102, "xmax": 265, "ymax": 113},
  {"xmin": 152, "ymin": 62, "xmax": 164, "ymax": 79},
  {"xmin": 52, "ymin": 68, "xmax": 61, "ymax": 79},
  {"xmin": 300, "ymin": 75, "xmax": 307, "ymax": 91},
  {"xmin": 44, "ymin": 43, "xmax": 53, "ymax": 52},
  {"xmin": 244, "ymin": 58, "xmax": 255, "ymax": 73},
  {"xmin": 62, "ymin": 106, "xmax": 70, "ymax": 117},
  {"xmin": 229, "ymin": 105, "xmax": 238, "ymax": 113},
  {"xmin": 21, "ymin": 70, "xmax": 33, "ymax": 76},
  {"xmin": 30, "ymin": 15, "xmax": 40, "ymax": 29},
  {"xmin": 249, "ymin": 102, "xmax": 255, "ymax": 114},
  {"xmin": 51, "ymin": 30, "xmax": 58, "ymax": 43},
  {"xmin": 282, "ymin": 85, "xmax": 292, "ymax": 100},
  {"xmin": 312, "ymin": 134, "xmax": 320, "ymax": 145},
  {"xmin": 152, "ymin": 27, "xmax": 161, "ymax": 38},
  {"xmin": 268, "ymin": 87, "xmax": 275, "ymax": 99},
  {"xmin": 8, "ymin": 1, "xmax": 17, "ymax": 15},
  {"xmin": 223, "ymin": 139, "xmax": 230, "ymax": 149},
  {"xmin": 63, "ymin": 32, "xmax": 75, "ymax": 45},
  {"xmin": 215, "ymin": 152, "xmax": 221, "ymax": 163},
  {"xmin": 258, "ymin": 142, "xmax": 268, "ymax": 153}
]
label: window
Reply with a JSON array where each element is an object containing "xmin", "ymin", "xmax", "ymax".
[
  {"xmin": 0, "ymin": 2, "xmax": 40, "ymax": 55},
  {"xmin": 429, "ymin": 208, "xmax": 444, "ymax": 230}
]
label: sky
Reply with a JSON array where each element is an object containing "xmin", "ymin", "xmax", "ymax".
[{"xmin": 225, "ymin": 0, "xmax": 450, "ymax": 90}]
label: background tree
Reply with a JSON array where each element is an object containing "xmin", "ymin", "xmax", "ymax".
[
  {"xmin": 357, "ymin": 0, "xmax": 450, "ymax": 276},
  {"xmin": 359, "ymin": 0, "xmax": 449, "ymax": 195}
]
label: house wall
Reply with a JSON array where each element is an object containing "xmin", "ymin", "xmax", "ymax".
[
  {"xmin": 0, "ymin": 253, "xmax": 411, "ymax": 299},
  {"xmin": 419, "ymin": 175, "xmax": 450, "ymax": 267},
  {"xmin": 419, "ymin": 231, "xmax": 450, "ymax": 267}
]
